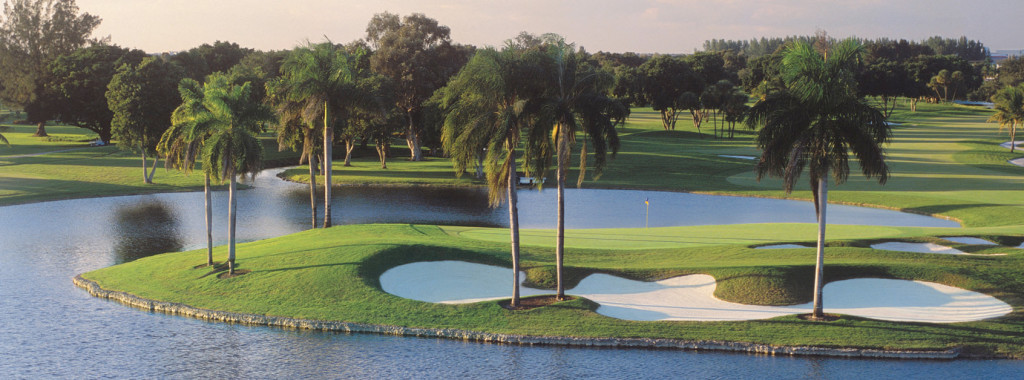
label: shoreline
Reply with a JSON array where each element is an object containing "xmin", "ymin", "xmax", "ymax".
[{"xmin": 73, "ymin": 274, "xmax": 970, "ymax": 360}]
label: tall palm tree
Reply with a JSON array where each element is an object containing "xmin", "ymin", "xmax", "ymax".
[
  {"xmin": 159, "ymin": 78, "xmax": 216, "ymax": 266},
  {"xmin": 196, "ymin": 73, "xmax": 274, "ymax": 275},
  {"xmin": 438, "ymin": 46, "xmax": 545, "ymax": 308},
  {"xmin": 268, "ymin": 77, "xmax": 322, "ymax": 228},
  {"xmin": 989, "ymin": 84, "xmax": 1024, "ymax": 153},
  {"xmin": 747, "ymin": 39, "xmax": 890, "ymax": 320},
  {"xmin": 276, "ymin": 41, "xmax": 363, "ymax": 228},
  {"xmin": 536, "ymin": 39, "xmax": 624, "ymax": 300}
]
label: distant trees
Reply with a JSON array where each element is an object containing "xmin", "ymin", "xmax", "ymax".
[
  {"xmin": 170, "ymin": 41, "xmax": 254, "ymax": 81},
  {"xmin": 106, "ymin": 57, "xmax": 184, "ymax": 183},
  {"xmin": 632, "ymin": 55, "xmax": 700, "ymax": 131},
  {"xmin": 46, "ymin": 44, "xmax": 146, "ymax": 143},
  {"xmin": 0, "ymin": 0, "xmax": 102, "ymax": 137},
  {"xmin": 366, "ymin": 12, "xmax": 469, "ymax": 161}
]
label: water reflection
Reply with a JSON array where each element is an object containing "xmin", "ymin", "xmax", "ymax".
[{"xmin": 112, "ymin": 200, "xmax": 183, "ymax": 263}]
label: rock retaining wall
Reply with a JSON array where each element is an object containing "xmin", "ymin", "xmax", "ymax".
[{"xmin": 73, "ymin": 275, "xmax": 961, "ymax": 360}]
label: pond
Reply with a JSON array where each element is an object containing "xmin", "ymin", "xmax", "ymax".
[{"xmin": 1, "ymin": 168, "xmax": 1016, "ymax": 378}]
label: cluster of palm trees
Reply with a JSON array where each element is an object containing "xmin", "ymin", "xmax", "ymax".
[
  {"xmin": 437, "ymin": 36, "xmax": 625, "ymax": 307},
  {"xmin": 158, "ymin": 41, "xmax": 380, "ymax": 276},
  {"xmin": 158, "ymin": 73, "xmax": 273, "ymax": 275}
]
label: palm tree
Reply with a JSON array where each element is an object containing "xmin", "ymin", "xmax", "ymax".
[
  {"xmin": 276, "ymin": 41, "xmax": 363, "ymax": 228},
  {"xmin": 536, "ymin": 39, "xmax": 624, "ymax": 300},
  {"xmin": 196, "ymin": 73, "xmax": 274, "ymax": 275},
  {"xmin": 267, "ymin": 78, "xmax": 322, "ymax": 228},
  {"xmin": 437, "ymin": 46, "xmax": 545, "ymax": 308},
  {"xmin": 158, "ymin": 78, "xmax": 216, "ymax": 266},
  {"xmin": 747, "ymin": 39, "xmax": 890, "ymax": 320},
  {"xmin": 989, "ymin": 84, "xmax": 1024, "ymax": 153}
]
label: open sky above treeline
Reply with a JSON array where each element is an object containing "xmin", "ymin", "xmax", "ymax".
[{"xmin": 77, "ymin": 0, "xmax": 1023, "ymax": 54}]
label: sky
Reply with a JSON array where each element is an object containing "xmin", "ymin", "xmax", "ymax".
[{"xmin": 76, "ymin": 0, "xmax": 1024, "ymax": 54}]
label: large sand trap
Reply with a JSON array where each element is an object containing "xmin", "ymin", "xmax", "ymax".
[
  {"xmin": 718, "ymin": 154, "xmax": 757, "ymax": 160},
  {"xmin": 942, "ymin": 237, "xmax": 997, "ymax": 245},
  {"xmin": 871, "ymin": 242, "xmax": 966, "ymax": 255},
  {"xmin": 1010, "ymin": 157, "xmax": 1024, "ymax": 167},
  {"xmin": 380, "ymin": 261, "xmax": 1012, "ymax": 323}
]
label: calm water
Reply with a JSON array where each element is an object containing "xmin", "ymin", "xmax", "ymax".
[{"xmin": 1, "ymin": 168, "xmax": 1016, "ymax": 379}]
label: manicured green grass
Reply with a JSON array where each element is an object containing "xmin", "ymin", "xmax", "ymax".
[
  {"xmin": 83, "ymin": 224, "xmax": 1024, "ymax": 357},
  {"xmin": 0, "ymin": 123, "xmax": 298, "ymax": 205}
]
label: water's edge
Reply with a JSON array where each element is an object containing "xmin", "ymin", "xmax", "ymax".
[{"xmin": 73, "ymin": 274, "xmax": 964, "ymax": 360}]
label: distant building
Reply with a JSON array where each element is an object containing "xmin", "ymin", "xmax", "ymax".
[{"xmin": 992, "ymin": 49, "xmax": 1023, "ymax": 68}]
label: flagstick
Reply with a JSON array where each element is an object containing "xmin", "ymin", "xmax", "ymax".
[{"xmin": 645, "ymin": 199, "xmax": 649, "ymax": 229}]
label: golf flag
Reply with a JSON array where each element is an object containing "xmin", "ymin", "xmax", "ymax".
[{"xmin": 644, "ymin": 197, "xmax": 649, "ymax": 228}]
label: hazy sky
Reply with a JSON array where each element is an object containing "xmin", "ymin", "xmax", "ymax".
[{"xmin": 76, "ymin": 0, "xmax": 1023, "ymax": 54}]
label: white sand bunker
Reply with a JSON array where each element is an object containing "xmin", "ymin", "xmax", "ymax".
[
  {"xmin": 1009, "ymin": 157, "xmax": 1024, "ymax": 167},
  {"xmin": 380, "ymin": 261, "xmax": 1011, "ymax": 323},
  {"xmin": 756, "ymin": 244, "xmax": 810, "ymax": 249},
  {"xmin": 718, "ymin": 154, "xmax": 757, "ymax": 160},
  {"xmin": 942, "ymin": 237, "xmax": 997, "ymax": 245},
  {"xmin": 872, "ymin": 242, "xmax": 966, "ymax": 255},
  {"xmin": 1000, "ymin": 141, "xmax": 1024, "ymax": 150}
]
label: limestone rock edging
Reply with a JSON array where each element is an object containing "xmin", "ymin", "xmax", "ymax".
[{"xmin": 73, "ymin": 275, "xmax": 961, "ymax": 360}]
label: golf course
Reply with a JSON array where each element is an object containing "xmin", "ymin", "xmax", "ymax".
[{"xmin": 14, "ymin": 102, "xmax": 1014, "ymax": 358}]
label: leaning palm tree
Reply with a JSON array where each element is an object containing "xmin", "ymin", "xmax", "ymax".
[
  {"xmin": 746, "ymin": 39, "xmax": 890, "ymax": 320},
  {"xmin": 275, "ymin": 41, "xmax": 363, "ymax": 228},
  {"xmin": 197, "ymin": 73, "xmax": 274, "ymax": 275},
  {"xmin": 535, "ymin": 39, "xmax": 624, "ymax": 300},
  {"xmin": 159, "ymin": 78, "xmax": 217, "ymax": 266},
  {"xmin": 989, "ymin": 84, "xmax": 1024, "ymax": 153},
  {"xmin": 438, "ymin": 46, "xmax": 545, "ymax": 308}
]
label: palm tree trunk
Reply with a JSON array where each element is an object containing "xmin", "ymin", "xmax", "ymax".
[
  {"xmin": 811, "ymin": 176, "xmax": 828, "ymax": 319},
  {"xmin": 323, "ymin": 101, "xmax": 333, "ymax": 228},
  {"xmin": 555, "ymin": 126, "xmax": 568, "ymax": 300},
  {"xmin": 308, "ymin": 153, "xmax": 318, "ymax": 228},
  {"xmin": 508, "ymin": 153, "xmax": 521, "ymax": 308},
  {"xmin": 228, "ymin": 171, "xmax": 237, "ymax": 275},
  {"xmin": 1011, "ymin": 122, "xmax": 1017, "ymax": 153},
  {"xmin": 205, "ymin": 173, "xmax": 213, "ymax": 266}
]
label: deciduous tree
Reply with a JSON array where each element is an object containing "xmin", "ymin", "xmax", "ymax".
[
  {"xmin": 107, "ymin": 57, "xmax": 184, "ymax": 184},
  {"xmin": 0, "ymin": 0, "xmax": 102, "ymax": 137}
]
